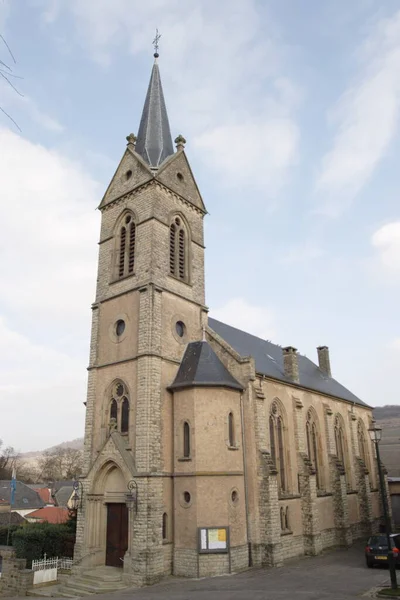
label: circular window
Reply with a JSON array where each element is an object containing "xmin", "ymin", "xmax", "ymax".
[
  {"xmin": 183, "ymin": 491, "xmax": 191, "ymax": 504},
  {"xmin": 176, "ymin": 321, "xmax": 185, "ymax": 338},
  {"xmin": 126, "ymin": 170, "xmax": 132, "ymax": 180},
  {"xmin": 115, "ymin": 383, "xmax": 124, "ymax": 397},
  {"xmin": 175, "ymin": 217, "xmax": 181, "ymax": 226},
  {"xmin": 231, "ymin": 490, "xmax": 239, "ymax": 504},
  {"xmin": 177, "ymin": 172, "xmax": 184, "ymax": 182},
  {"xmin": 115, "ymin": 319, "xmax": 126, "ymax": 337},
  {"xmin": 125, "ymin": 215, "xmax": 131, "ymax": 224}
]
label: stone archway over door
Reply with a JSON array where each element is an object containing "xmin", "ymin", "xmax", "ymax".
[{"xmin": 106, "ymin": 503, "xmax": 128, "ymax": 567}]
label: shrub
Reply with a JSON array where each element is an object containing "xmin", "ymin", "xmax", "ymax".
[
  {"xmin": 12, "ymin": 522, "xmax": 75, "ymax": 567},
  {"xmin": 0, "ymin": 524, "xmax": 20, "ymax": 546}
]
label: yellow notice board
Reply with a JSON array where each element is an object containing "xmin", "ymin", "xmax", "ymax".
[{"xmin": 198, "ymin": 527, "xmax": 229, "ymax": 553}]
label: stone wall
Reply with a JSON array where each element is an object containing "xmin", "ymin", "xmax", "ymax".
[{"xmin": 0, "ymin": 546, "xmax": 33, "ymax": 597}]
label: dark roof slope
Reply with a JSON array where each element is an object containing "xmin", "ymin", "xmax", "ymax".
[
  {"xmin": 169, "ymin": 341, "xmax": 243, "ymax": 392},
  {"xmin": 54, "ymin": 486, "xmax": 73, "ymax": 508},
  {"xmin": 135, "ymin": 60, "xmax": 174, "ymax": 168},
  {"xmin": 0, "ymin": 481, "xmax": 45, "ymax": 510},
  {"xmin": 0, "ymin": 512, "xmax": 26, "ymax": 525},
  {"xmin": 208, "ymin": 318, "xmax": 367, "ymax": 407}
]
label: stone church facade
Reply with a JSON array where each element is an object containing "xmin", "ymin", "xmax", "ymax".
[{"xmin": 74, "ymin": 56, "xmax": 382, "ymax": 585}]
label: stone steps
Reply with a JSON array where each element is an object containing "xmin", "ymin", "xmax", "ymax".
[{"xmin": 57, "ymin": 566, "xmax": 128, "ymax": 598}]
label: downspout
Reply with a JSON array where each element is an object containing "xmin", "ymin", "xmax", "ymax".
[{"xmin": 240, "ymin": 392, "xmax": 252, "ymax": 567}]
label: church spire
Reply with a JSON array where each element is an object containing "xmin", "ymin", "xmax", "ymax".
[{"xmin": 135, "ymin": 40, "xmax": 174, "ymax": 169}]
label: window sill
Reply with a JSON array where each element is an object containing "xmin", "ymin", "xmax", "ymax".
[
  {"xmin": 228, "ymin": 445, "xmax": 239, "ymax": 451},
  {"xmin": 162, "ymin": 540, "xmax": 172, "ymax": 546},
  {"xmin": 278, "ymin": 493, "xmax": 300, "ymax": 500},
  {"xmin": 178, "ymin": 457, "xmax": 192, "ymax": 462},
  {"xmin": 347, "ymin": 489, "xmax": 358, "ymax": 495},
  {"xmin": 281, "ymin": 530, "xmax": 293, "ymax": 537},
  {"xmin": 168, "ymin": 274, "xmax": 192, "ymax": 288},
  {"xmin": 110, "ymin": 272, "xmax": 136, "ymax": 284},
  {"xmin": 316, "ymin": 491, "xmax": 332, "ymax": 498}
]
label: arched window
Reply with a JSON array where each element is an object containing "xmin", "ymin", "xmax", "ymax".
[
  {"xmin": 108, "ymin": 381, "xmax": 130, "ymax": 434},
  {"xmin": 183, "ymin": 421, "xmax": 190, "ymax": 458},
  {"xmin": 285, "ymin": 506, "xmax": 290, "ymax": 531},
  {"xmin": 269, "ymin": 401, "xmax": 288, "ymax": 493},
  {"xmin": 228, "ymin": 412, "xmax": 235, "ymax": 447},
  {"xmin": 110, "ymin": 399, "xmax": 118, "ymax": 424},
  {"xmin": 169, "ymin": 216, "xmax": 188, "ymax": 281},
  {"xmin": 280, "ymin": 506, "xmax": 285, "ymax": 530},
  {"xmin": 306, "ymin": 409, "xmax": 323, "ymax": 490},
  {"xmin": 116, "ymin": 214, "xmax": 136, "ymax": 279},
  {"xmin": 121, "ymin": 397, "xmax": 129, "ymax": 434},
  {"xmin": 162, "ymin": 512, "xmax": 168, "ymax": 540},
  {"xmin": 334, "ymin": 415, "xmax": 350, "ymax": 489},
  {"xmin": 357, "ymin": 419, "xmax": 370, "ymax": 472}
]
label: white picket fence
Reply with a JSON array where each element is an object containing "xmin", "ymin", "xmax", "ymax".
[{"xmin": 31, "ymin": 555, "xmax": 72, "ymax": 586}]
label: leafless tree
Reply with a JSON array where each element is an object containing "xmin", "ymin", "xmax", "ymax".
[
  {"xmin": 38, "ymin": 447, "xmax": 83, "ymax": 482},
  {"xmin": 1, "ymin": 33, "xmax": 23, "ymax": 130},
  {"xmin": 0, "ymin": 439, "xmax": 17, "ymax": 479}
]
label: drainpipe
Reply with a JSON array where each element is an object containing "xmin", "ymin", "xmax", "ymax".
[{"xmin": 240, "ymin": 392, "xmax": 252, "ymax": 567}]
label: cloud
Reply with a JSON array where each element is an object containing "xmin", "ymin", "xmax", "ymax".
[
  {"xmin": 315, "ymin": 10, "xmax": 400, "ymax": 216},
  {"xmin": 0, "ymin": 127, "xmax": 100, "ymax": 451},
  {"xmin": 38, "ymin": 0, "xmax": 301, "ymax": 196},
  {"xmin": 280, "ymin": 241, "xmax": 323, "ymax": 264},
  {"xmin": 390, "ymin": 338, "xmax": 400, "ymax": 350},
  {"xmin": 0, "ymin": 78, "xmax": 64, "ymax": 133},
  {"xmin": 371, "ymin": 221, "xmax": 400, "ymax": 272},
  {"xmin": 211, "ymin": 298, "xmax": 276, "ymax": 340}
]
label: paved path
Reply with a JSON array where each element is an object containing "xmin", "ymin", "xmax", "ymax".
[{"xmin": 5, "ymin": 543, "xmax": 393, "ymax": 600}]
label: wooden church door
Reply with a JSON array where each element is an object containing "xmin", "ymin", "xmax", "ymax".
[{"xmin": 105, "ymin": 503, "xmax": 128, "ymax": 567}]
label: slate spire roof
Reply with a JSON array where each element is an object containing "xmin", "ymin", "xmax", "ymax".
[
  {"xmin": 169, "ymin": 341, "xmax": 243, "ymax": 392},
  {"xmin": 135, "ymin": 56, "xmax": 174, "ymax": 168}
]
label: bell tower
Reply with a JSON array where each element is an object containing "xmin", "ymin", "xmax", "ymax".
[{"xmin": 75, "ymin": 52, "xmax": 207, "ymax": 585}]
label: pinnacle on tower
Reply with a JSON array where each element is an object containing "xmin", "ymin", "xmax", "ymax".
[{"xmin": 135, "ymin": 53, "xmax": 174, "ymax": 168}]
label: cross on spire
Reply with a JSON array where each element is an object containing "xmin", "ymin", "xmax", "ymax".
[{"xmin": 153, "ymin": 29, "xmax": 161, "ymax": 58}]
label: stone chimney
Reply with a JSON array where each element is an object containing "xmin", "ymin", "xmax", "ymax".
[
  {"xmin": 317, "ymin": 346, "xmax": 331, "ymax": 377},
  {"xmin": 282, "ymin": 346, "xmax": 299, "ymax": 383}
]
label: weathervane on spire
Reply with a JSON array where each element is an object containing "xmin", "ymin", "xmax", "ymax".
[{"xmin": 153, "ymin": 28, "xmax": 161, "ymax": 58}]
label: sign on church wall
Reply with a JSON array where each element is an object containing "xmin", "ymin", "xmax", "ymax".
[{"xmin": 198, "ymin": 526, "xmax": 229, "ymax": 554}]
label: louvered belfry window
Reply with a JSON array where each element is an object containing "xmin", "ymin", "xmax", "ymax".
[
  {"xmin": 117, "ymin": 214, "xmax": 135, "ymax": 279},
  {"xmin": 169, "ymin": 216, "xmax": 187, "ymax": 281}
]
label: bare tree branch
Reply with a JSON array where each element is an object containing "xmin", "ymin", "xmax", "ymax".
[
  {"xmin": 0, "ymin": 105, "xmax": 21, "ymax": 131},
  {"xmin": 0, "ymin": 34, "xmax": 16, "ymax": 63}
]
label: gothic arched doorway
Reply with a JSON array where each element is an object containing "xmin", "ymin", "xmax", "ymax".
[{"xmin": 93, "ymin": 462, "xmax": 128, "ymax": 568}]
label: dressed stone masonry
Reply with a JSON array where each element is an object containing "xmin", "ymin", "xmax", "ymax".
[{"xmin": 74, "ymin": 53, "xmax": 386, "ymax": 586}]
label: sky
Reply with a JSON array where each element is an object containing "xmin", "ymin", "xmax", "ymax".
[{"xmin": 0, "ymin": 0, "xmax": 400, "ymax": 453}]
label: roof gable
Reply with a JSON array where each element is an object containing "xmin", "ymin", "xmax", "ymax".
[
  {"xmin": 208, "ymin": 318, "xmax": 368, "ymax": 407},
  {"xmin": 0, "ymin": 480, "xmax": 45, "ymax": 510},
  {"xmin": 156, "ymin": 150, "xmax": 206, "ymax": 213},
  {"xmin": 169, "ymin": 340, "xmax": 243, "ymax": 392},
  {"xmin": 99, "ymin": 147, "xmax": 153, "ymax": 210}
]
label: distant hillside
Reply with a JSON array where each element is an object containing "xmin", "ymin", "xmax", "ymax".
[
  {"xmin": 21, "ymin": 438, "xmax": 83, "ymax": 459},
  {"xmin": 374, "ymin": 405, "xmax": 400, "ymax": 477}
]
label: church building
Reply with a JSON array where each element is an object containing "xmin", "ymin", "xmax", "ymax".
[{"xmin": 74, "ymin": 53, "xmax": 382, "ymax": 586}]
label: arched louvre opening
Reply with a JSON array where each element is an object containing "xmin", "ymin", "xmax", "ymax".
[
  {"xmin": 169, "ymin": 216, "xmax": 188, "ymax": 281},
  {"xmin": 119, "ymin": 227, "xmax": 126, "ymax": 278},
  {"xmin": 183, "ymin": 422, "xmax": 190, "ymax": 458},
  {"xmin": 121, "ymin": 397, "xmax": 129, "ymax": 434},
  {"xmin": 270, "ymin": 401, "xmax": 289, "ymax": 494},
  {"xmin": 128, "ymin": 222, "xmax": 136, "ymax": 274}
]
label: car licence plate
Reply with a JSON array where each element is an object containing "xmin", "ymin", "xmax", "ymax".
[{"xmin": 375, "ymin": 556, "xmax": 387, "ymax": 560}]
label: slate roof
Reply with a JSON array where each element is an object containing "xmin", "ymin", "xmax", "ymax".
[
  {"xmin": 135, "ymin": 59, "xmax": 174, "ymax": 168},
  {"xmin": 208, "ymin": 318, "xmax": 368, "ymax": 407},
  {"xmin": 0, "ymin": 512, "xmax": 26, "ymax": 526},
  {"xmin": 54, "ymin": 486, "xmax": 73, "ymax": 508},
  {"xmin": 169, "ymin": 341, "xmax": 243, "ymax": 392},
  {"xmin": 0, "ymin": 481, "xmax": 45, "ymax": 510}
]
